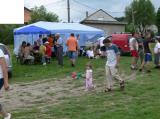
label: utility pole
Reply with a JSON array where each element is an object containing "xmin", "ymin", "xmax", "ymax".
[
  {"xmin": 132, "ymin": 7, "xmax": 136, "ymax": 32},
  {"xmin": 67, "ymin": 0, "xmax": 70, "ymax": 23}
]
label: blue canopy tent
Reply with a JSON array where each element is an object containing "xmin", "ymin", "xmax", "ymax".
[
  {"xmin": 14, "ymin": 25, "xmax": 50, "ymax": 34},
  {"xmin": 14, "ymin": 21, "xmax": 105, "ymax": 54}
]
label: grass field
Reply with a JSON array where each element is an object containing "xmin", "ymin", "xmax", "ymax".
[{"xmin": 1, "ymin": 46, "xmax": 160, "ymax": 119}]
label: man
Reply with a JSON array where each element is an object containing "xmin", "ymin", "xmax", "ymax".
[
  {"xmin": 98, "ymin": 36, "xmax": 105, "ymax": 58},
  {"xmin": 55, "ymin": 33, "xmax": 63, "ymax": 66},
  {"xmin": 0, "ymin": 49, "xmax": 11, "ymax": 119},
  {"xmin": 37, "ymin": 35, "xmax": 43, "ymax": 46},
  {"xmin": 137, "ymin": 33, "xmax": 145, "ymax": 71},
  {"xmin": 24, "ymin": 43, "xmax": 35, "ymax": 64},
  {"xmin": 103, "ymin": 38, "xmax": 124, "ymax": 92},
  {"xmin": 143, "ymin": 32, "xmax": 153, "ymax": 72},
  {"xmin": 66, "ymin": 33, "xmax": 78, "ymax": 67},
  {"xmin": 129, "ymin": 33, "xmax": 139, "ymax": 70}
]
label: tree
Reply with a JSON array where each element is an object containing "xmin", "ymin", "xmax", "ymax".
[
  {"xmin": 156, "ymin": 7, "xmax": 160, "ymax": 34},
  {"xmin": 30, "ymin": 5, "xmax": 59, "ymax": 23},
  {"xmin": 114, "ymin": 17, "xmax": 126, "ymax": 22},
  {"xmin": 0, "ymin": 24, "xmax": 22, "ymax": 44},
  {"xmin": 125, "ymin": 0, "xmax": 156, "ymax": 33}
]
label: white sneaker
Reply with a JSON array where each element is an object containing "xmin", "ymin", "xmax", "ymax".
[
  {"xmin": 4, "ymin": 113, "xmax": 11, "ymax": 119},
  {"xmin": 43, "ymin": 63, "xmax": 46, "ymax": 66}
]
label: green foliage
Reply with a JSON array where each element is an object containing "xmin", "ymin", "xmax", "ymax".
[
  {"xmin": 125, "ymin": 23, "xmax": 135, "ymax": 33},
  {"xmin": 125, "ymin": 0, "xmax": 156, "ymax": 32},
  {"xmin": 156, "ymin": 7, "xmax": 160, "ymax": 34},
  {"xmin": 30, "ymin": 5, "xmax": 59, "ymax": 23},
  {"xmin": 0, "ymin": 24, "xmax": 22, "ymax": 44}
]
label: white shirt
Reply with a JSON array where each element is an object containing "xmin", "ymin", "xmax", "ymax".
[
  {"xmin": 129, "ymin": 37, "xmax": 138, "ymax": 51},
  {"xmin": 86, "ymin": 50, "xmax": 94, "ymax": 58},
  {"xmin": 105, "ymin": 44, "xmax": 120, "ymax": 66},
  {"xmin": 0, "ymin": 49, "xmax": 5, "ymax": 78},
  {"xmin": 98, "ymin": 37, "xmax": 105, "ymax": 47},
  {"xmin": 154, "ymin": 42, "xmax": 160, "ymax": 54}
]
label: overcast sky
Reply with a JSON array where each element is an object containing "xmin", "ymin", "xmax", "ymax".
[{"xmin": 25, "ymin": 0, "xmax": 160, "ymax": 22}]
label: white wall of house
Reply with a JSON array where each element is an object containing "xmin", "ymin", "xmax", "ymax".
[{"xmin": 83, "ymin": 24, "xmax": 125, "ymax": 36}]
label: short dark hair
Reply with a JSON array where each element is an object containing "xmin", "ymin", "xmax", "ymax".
[
  {"xmin": 103, "ymin": 38, "xmax": 111, "ymax": 44},
  {"xmin": 71, "ymin": 33, "xmax": 74, "ymax": 37},
  {"xmin": 132, "ymin": 32, "xmax": 135, "ymax": 37},
  {"xmin": 27, "ymin": 43, "xmax": 31, "ymax": 46}
]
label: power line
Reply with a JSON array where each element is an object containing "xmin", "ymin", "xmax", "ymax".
[{"xmin": 72, "ymin": 0, "xmax": 97, "ymax": 10}]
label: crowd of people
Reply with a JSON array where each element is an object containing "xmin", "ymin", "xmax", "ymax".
[
  {"xmin": 129, "ymin": 31, "xmax": 160, "ymax": 72},
  {"xmin": 17, "ymin": 33, "xmax": 108, "ymax": 67},
  {"xmin": 18, "ymin": 33, "xmax": 79, "ymax": 67}
]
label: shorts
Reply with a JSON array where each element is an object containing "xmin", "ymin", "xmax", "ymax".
[
  {"xmin": 100, "ymin": 46, "xmax": 106, "ymax": 52},
  {"xmin": 68, "ymin": 51, "xmax": 77, "ymax": 59},
  {"xmin": 0, "ymin": 78, "xmax": 4, "ymax": 90},
  {"xmin": 130, "ymin": 50, "xmax": 139, "ymax": 57},
  {"xmin": 145, "ymin": 53, "xmax": 152, "ymax": 62}
]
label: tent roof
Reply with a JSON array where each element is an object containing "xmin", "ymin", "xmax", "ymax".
[
  {"xmin": 14, "ymin": 21, "xmax": 104, "ymax": 34},
  {"xmin": 14, "ymin": 25, "xmax": 50, "ymax": 35}
]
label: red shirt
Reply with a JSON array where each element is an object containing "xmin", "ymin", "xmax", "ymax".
[{"xmin": 46, "ymin": 45, "xmax": 52, "ymax": 57}]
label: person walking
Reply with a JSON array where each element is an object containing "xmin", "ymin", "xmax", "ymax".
[
  {"xmin": 143, "ymin": 31, "xmax": 153, "ymax": 72},
  {"xmin": 55, "ymin": 33, "xmax": 64, "ymax": 66},
  {"xmin": 129, "ymin": 32, "xmax": 139, "ymax": 70},
  {"xmin": 66, "ymin": 33, "xmax": 78, "ymax": 67},
  {"xmin": 0, "ymin": 49, "xmax": 11, "ymax": 119},
  {"xmin": 137, "ymin": 33, "xmax": 145, "ymax": 71},
  {"xmin": 103, "ymin": 38, "xmax": 124, "ymax": 92}
]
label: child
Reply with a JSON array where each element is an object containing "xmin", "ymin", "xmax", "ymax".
[
  {"xmin": 86, "ymin": 47, "xmax": 94, "ymax": 59},
  {"xmin": 45, "ymin": 41, "xmax": 52, "ymax": 64},
  {"xmin": 85, "ymin": 63, "xmax": 94, "ymax": 91},
  {"xmin": 103, "ymin": 38, "xmax": 124, "ymax": 92},
  {"xmin": 154, "ymin": 37, "xmax": 160, "ymax": 68}
]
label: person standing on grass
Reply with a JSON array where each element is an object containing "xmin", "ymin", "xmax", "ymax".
[
  {"xmin": 39, "ymin": 42, "xmax": 46, "ymax": 66},
  {"xmin": 129, "ymin": 32, "xmax": 139, "ymax": 70},
  {"xmin": 143, "ymin": 32, "xmax": 153, "ymax": 72},
  {"xmin": 137, "ymin": 33, "xmax": 145, "ymax": 72},
  {"xmin": 0, "ymin": 49, "xmax": 11, "ymax": 119},
  {"xmin": 55, "ymin": 33, "xmax": 64, "ymax": 66},
  {"xmin": 45, "ymin": 41, "xmax": 52, "ymax": 64},
  {"xmin": 154, "ymin": 37, "xmax": 160, "ymax": 68},
  {"xmin": 37, "ymin": 34, "xmax": 43, "ymax": 46},
  {"xmin": 85, "ymin": 63, "xmax": 94, "ymax": 91},
  {"xmin": 66, "ymin": 33, "xmax": 78, "ymax": 67},
  {"xmin": 103, "ymin": 38, "xmax": 124, "ymax": 92},
  {"xmin": 97, "ymin": 36, "xmax": 105, "ymax": 58}
]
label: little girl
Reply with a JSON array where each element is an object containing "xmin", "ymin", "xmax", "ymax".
[{"xmin": 85, "ymin": 63, "xmax": 94, "ymax": 91}]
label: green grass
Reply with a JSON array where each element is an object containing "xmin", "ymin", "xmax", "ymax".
[{"xmin": 1, "ymin": 45, "xmax": 160, "ymax": 119}]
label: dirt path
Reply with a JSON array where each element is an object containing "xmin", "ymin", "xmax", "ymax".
[
  {"xmin": 1, "ymin": 78, "xmax": 86, "ymax": 111},
  {"xmin": 0, "ymin": 70, "xmax": 136, "ymax": 111}
]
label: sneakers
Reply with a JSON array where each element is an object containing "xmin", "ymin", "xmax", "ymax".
[
  {"xmin": 120, "ymin": 81, "xmax": 125, "ymax": 90},
  {"xmin": 104, "ymin": 88, "xmax": 112, "ymax": 92},
  {"xmin": 4, "ymin": 113, "xmax": 11, "ymax": 119},
  {"xmin": 43, "ymin": 63, "xmax": 46, "ymax": 66}
]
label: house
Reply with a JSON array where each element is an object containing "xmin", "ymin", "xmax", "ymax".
[
  {"xmin": 24, "ymin": 7, "xmax": 31, "ymax": 24},
  {"xmin": 81, "ymin": 9, "xmax": 127, "ymax": 36}
]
